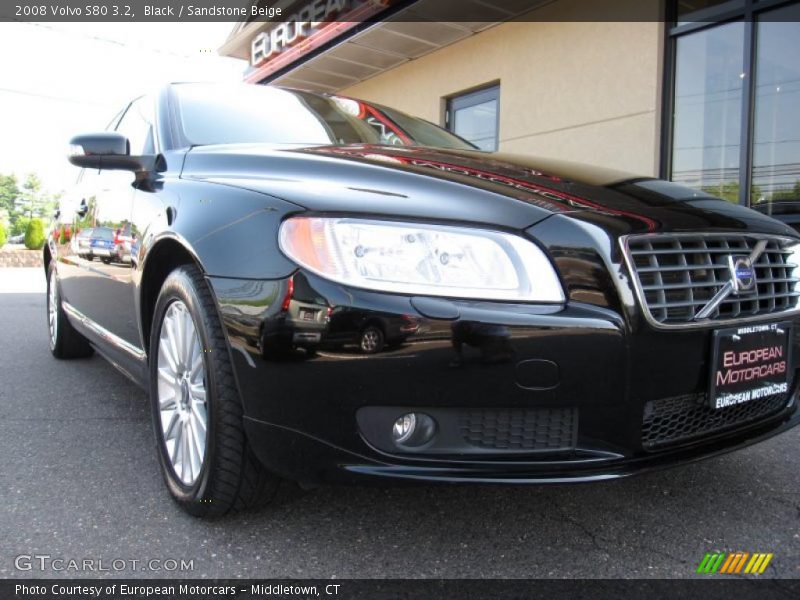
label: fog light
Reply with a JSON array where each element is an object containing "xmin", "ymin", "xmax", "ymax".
[
  {"xmin": 391, "ymin": 412, "xmax": 436, "ymax": 447},
  {"xmin": 392, "ymin": 414, "xmax": 417, "ymax": 444}
]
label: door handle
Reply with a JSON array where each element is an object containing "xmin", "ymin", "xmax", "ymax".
[{"xmin": 76, "ymin": 199, "xmax": 88, "ymax": 218}]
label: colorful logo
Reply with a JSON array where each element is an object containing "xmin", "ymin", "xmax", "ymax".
[
  {"xmin": 728, "ymin": 255, "xmax": 757, "ymax": 294},
  {"xmin": 697, "ymin": 552, "xmax": 773, "ymax": 575}
]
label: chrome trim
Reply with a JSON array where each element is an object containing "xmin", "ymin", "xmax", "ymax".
[
  {"xmin": 693, "ymin": 239, "xmax": 767, "ymax": 320},
  {"xmin": 62, "ymin": 301, "xmax": 146, "ymax": 361},
  {"xmin": 620, "ymin": 233, "xmax": 800, "ymax": 330}
]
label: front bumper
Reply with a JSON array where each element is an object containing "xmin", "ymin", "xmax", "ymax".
[
  {"xmin": 242, "ymin": 407, "xmax": 800, "ymax": 484},
  {"xmin": 210, "ymin": 272, "xmax": 800, "ymax": 485}
]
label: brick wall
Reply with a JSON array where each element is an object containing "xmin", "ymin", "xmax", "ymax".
[{"xmin": 0, "ymin": 248, "xmax": 44, "ymax": 268}]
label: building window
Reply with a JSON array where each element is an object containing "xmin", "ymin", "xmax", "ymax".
[
  {"xmin": 670, "ymin": 20, "xmax": 745, "ymax": 202},
  {"xmin": 665, "ymin": 0, "xmax": 800, "ymax": 219},
  {"xmin": 445, "ymin": 85, "xmax": 500, "ymax": 151},
  {"xmin": 676, "ymin": 1, "xmax": 744, "ymax": 22},
  {"xmin": 751, "ymin": 4, "xmax": 800, "ymax": 216}
]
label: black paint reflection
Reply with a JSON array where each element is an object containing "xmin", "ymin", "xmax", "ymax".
[
  {"xmin": 450, "ymin": 321, "xmax": 515, "ymax": 367},
  {"xmin": 261, "ymin": 274, "xmax": 330, "ymax": 359},
  {"xmin": 326, "ymin": 308, "xmax": 422, "ymax": 354},
  {"xmin": 210, "ymin": 270, "xmax": 629, "ymax": 458}
]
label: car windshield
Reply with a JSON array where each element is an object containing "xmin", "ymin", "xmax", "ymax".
[
  {"xmin": 172, "ymin": 83, "xmax": 475, "ymax": 151},
  {"xmin": 93, "ymin": 227, "xmax": 114, "ymax": 240}
]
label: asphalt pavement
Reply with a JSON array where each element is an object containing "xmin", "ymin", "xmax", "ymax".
[{"xmin": 1, "ymin": 268, "xmax": 799, "ymax": 579}]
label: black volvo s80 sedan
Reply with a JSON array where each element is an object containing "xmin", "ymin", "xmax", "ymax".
[{"xmin": 47, "ymin": 82, "xmax": 800, "ymax": 517}]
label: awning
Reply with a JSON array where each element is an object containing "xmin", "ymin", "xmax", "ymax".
[{"xmin": 219, "ymin": 0, "xmax": 550, "ymax": 92}]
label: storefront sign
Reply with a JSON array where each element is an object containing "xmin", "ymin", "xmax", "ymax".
[{"xmin": 251, "ymin": 0, "xmax": 350, "ymax": 66}]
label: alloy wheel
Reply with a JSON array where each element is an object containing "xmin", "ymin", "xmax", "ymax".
[
  {"xmin": 48, "ymin": 270, "xmax": 58, "ymax": 349},
  {"xmin": 361, "ymin": 328, "xmax": 380, "ymax": 353},
  {"xmin": 157, "ymin": 300, "xmax": 208, "ymax": 486}
]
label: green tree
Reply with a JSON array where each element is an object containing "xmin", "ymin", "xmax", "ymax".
[
  {"xmin": 24, "ymin": 218, "xmax": 45, "ymax": 250},
  {"xmin": 700, "ymin": 180, "xmax": 766, "ymax": 205},
  {"xmin": 0, "ymin": 172, "xmax": 64, "ymax": 236},
  {"xmin": 20, "ymin": 173, "xmax": 42, "ymax": 219},
  {"xmin": 0, "ymin": 173, "xmax": 19, "ymax": 216},
  {"xmin": 0, "ymin": 222, "xmax": 6, "ymax": 248},
  {"xmin": 11, "ymin": 217, "xmax": 30, "ymax": 237},
  {"xmin": 701, "ymin": 181, "xmax": 740, "ymax": 204},
  {"xmin": 770, "ymin": 181, "xmax": 800, "ymax": 202}
]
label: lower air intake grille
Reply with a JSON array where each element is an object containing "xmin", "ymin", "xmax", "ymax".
[
  {"xmin": 642, "ymin": 392, "xmax": 789, "ymax": 451},
  {"xmin": 459, "ymin": 408, "xmax": 577, "ymax": 451}
]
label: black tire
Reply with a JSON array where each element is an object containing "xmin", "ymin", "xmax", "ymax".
[
  {"xmin": 360, "ymin": 325, "xmax": 385, "ymax": 354},
  {"xmin": 149, "ymin": 264, "xmax": 280, "ymax": 518},
  {"xmin": 101, "ymin": 257, "xmax": 111, "ymax": 265},
  {"xmin": 47, "ymin": 262, "xmax": 94, "ymax": 359}
]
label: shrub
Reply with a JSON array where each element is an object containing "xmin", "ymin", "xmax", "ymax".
[
  {"xmin": 0, "ymin": 222, "xmax": 6, "ymax": 248},
  {"xmin": 59, "ymin": 228, "xmax": 66, "ymax": 245},
  {"xmin": 12, "ymin": 217, "xmax": 30, "ymax": 237},
  {"xmin": 24, "ymin": 218, "xmax": 45, "ymax": 250}
]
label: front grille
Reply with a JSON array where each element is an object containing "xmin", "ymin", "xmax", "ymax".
[
  {"xmin": 642, "ymin": 392, "xmax": 789, "ymax": 450},
  {"xmin": 624, "ymin": 234, "xmax": 800, "ymax": 325},
  {"xmin": 459, "ymin": 408, "xmax": 577, "ymax": 451}
]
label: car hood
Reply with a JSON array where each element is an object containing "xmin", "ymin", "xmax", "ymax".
[{"xmin": 180, "ymin": 143, "xmax": 796, "ymax": 237}]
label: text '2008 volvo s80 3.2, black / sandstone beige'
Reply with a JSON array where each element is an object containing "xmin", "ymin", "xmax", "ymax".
[{"xmin": 46, "ymin": 82, "xmax": 800, "ymax": 517}]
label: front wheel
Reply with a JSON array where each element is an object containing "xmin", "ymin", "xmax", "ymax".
[{"xmin": 149, "ymin": 265, "xmax": 279, "ymax": 517}]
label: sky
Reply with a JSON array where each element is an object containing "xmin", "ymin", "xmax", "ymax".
[{"xmin": 0, "ymin": 22, "xmax": 246, "ymax": 196}]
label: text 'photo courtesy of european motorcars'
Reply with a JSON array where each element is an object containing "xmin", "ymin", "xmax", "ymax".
[{"xmin": 46, "ymin": 82, "xmax": 800, "ymax": 518}]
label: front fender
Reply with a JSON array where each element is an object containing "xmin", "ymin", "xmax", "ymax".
[{"xmin": 154, "ymin": 179, "xmax": 302, "ymax": 280}]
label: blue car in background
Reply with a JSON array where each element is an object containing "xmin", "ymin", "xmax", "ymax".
[{"xmin": 85, "ymin": 226, "xmax": 126, "ymax": 264}]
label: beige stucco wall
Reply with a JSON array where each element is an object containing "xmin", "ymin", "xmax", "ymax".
[{"xmin": 341, "ymin": 0, "xmax": 665, "ymax": 176}]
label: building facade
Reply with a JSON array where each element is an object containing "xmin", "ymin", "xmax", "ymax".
[{"xmin": 220, "ymin": 0, "xmax": 800, "ymax": 225}]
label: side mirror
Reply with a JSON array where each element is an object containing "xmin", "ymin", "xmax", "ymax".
[{"xmin": 68, "ymin": 133, "xmax": 152, "ymax": 172}]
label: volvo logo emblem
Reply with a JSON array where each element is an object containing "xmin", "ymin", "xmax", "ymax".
[
  {"xmin": 728, "ymin": 255, "xmax": 756, "ymax": 294},
  {"xmin": 694, "ymin": 240, "xmax": 767, "ymax": 320}
]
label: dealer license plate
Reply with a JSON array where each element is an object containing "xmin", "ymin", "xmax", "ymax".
[{"xmin": 709, "ymin": 322, "xmax": 791, "ymax": 409}]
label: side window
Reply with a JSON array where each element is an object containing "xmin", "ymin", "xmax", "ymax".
[
  {"xmin": 445, "ymin": 85, "xmax": 500, "ymax": 151},
  {"xmin": 116, "ymin": 97, "xmax": 156, "ymax": 155}
]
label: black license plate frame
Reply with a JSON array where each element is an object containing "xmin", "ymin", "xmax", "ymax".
[{"xmin": 709, "ymin": 322, "xmax": 792, "ymax": 410}]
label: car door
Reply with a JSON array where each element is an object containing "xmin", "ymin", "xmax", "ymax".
[
  {"xmin": 63, "ymin": 96, "xmax": 156, "ymax": 350},
  {"xmin": 57, "ymin": 108, "xmax": 124, "ymax": 320},
  {"xmin": 57, "ymin": 168, "xmax": 94, "ymax": 303}
]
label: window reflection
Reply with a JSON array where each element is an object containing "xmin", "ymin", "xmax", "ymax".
[
  {"xmin": 751, "ymin": 5, "xmax": 800, "ymax": 216},
  {"xmin": 453, "ymin": 99, "xmax": 498, "ymax": 151},
  {"xmin": 173, "ymin": 83, "xmax": 473, "ymax": 150},
  {"xmin": 676, "ymin": 0, "xmax": 744, "ymax": 22},
  {"xmin": 671, "ymin": 21, "xmax": 744, "ymax": 203},
  {"xmin": 447, "ymin": 86, "xmax": 499, "ymax": 151}
]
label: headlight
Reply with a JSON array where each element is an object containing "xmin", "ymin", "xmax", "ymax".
[{"xmin": 278, "ymin": 217, "xmax": 564, "ymax": 302}]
